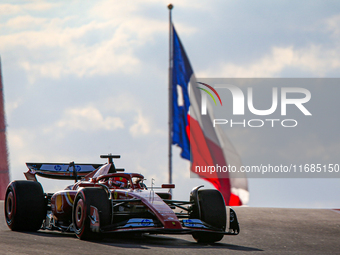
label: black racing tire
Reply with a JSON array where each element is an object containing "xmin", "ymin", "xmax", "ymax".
[
  {"xmin": 4, "ymin": 180, "xmax": 46, "ymax": 231},
  {"xmin": 192, "ymin": 189, "xmax": 226, "ymax": 243},
  {"xmin": 72, "ymin": 188, "xmax": 111, "ymax": 240}
]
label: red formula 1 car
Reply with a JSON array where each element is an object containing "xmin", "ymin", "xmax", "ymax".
[{"xmin": 4, "ymin": 154, "xmax": 239, "ymax": 243}]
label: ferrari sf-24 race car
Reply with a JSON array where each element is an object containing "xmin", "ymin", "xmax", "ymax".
[{"xmin": 4, "ymin": 154, "xmax": 239, "ymax": 243}]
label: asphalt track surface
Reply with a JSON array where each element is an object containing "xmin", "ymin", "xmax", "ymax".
[{"xmin": 0, "ymin": 201, "xmax": 339, "ymax": 255}]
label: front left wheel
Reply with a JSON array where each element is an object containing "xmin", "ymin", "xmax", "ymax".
[
  {"xmin": 72, "ymin": 188, "xmax": 111, "ymax": 240},
  {"xmin": 191, "ymin": 189, "xmax": 226, "ymax": 243}
]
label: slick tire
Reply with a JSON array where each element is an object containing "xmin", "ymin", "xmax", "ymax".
[
  {"xmin": 72, "ymin": 188, "xmax": 111, "ymax": 240},
  {"xmin": 4, "ymin": 180, "xmax": 46, "ymax": 231},
  {"xmin": 192, "ymin": 189, "xmax": 226, "ymax": 243}
]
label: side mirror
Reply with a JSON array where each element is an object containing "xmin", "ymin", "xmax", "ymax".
[{"xmin": 161, "ymin": 184, "xmax": 175, "ymax": 189}]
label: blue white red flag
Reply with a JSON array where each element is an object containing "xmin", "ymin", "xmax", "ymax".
[{"xmin": 171, "ymin": 25, "xmax": 249, "ymax": 205}]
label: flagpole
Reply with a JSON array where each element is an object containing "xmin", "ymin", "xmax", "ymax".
[{"xmin": 168, "ymin": 3, "xmax": 173, "ymax": 189}]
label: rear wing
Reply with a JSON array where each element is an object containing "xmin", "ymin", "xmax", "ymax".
[{"xmin": 25, "ymin": 162, "xmax": 103, "ymax": 181}]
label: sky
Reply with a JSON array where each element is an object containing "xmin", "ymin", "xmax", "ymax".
[{"xmin": 1, "ymin": 0, "xmax": 340, "ymax": 208}]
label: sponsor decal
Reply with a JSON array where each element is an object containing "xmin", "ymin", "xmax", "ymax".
[
  {"xmin": 141, "ymin": 219, "xmax": 152, "ymax": 226},
  {"xmin": 54, "ymin": 165, "xmax": 62, "ymax": 171}
]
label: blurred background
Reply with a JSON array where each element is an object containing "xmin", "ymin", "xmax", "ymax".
[{"xmin": 0, "ymin": 0, "xmax": 340, "ymax": 207}]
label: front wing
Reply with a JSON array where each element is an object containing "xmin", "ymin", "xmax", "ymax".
[{"xmin": 98, "ymin": 210, "xmax": 239, "ymax": 235}]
